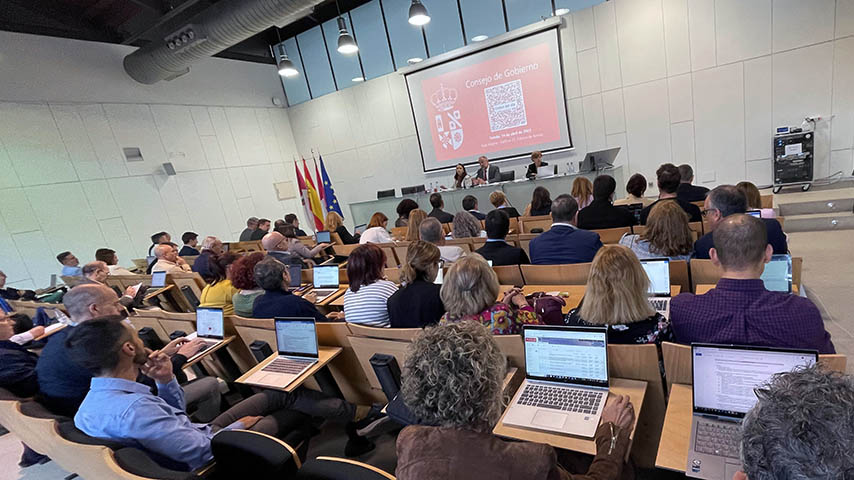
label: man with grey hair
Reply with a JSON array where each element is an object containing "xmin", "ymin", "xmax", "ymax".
[
  {"xmin": 81, "ymin": 261, "xmax": 135, "ymax": 307},
  {"xmin": 251, "ymin": 256, "xmax": 338, "ymax": 321},
  {"xmin": 529, "ymin": 194, "xmax": 602, "ymax": 265},
  {"xmin": 419, "ymin": 217, "xmax": 464, "ymax": 263},
  {"xmin": 191, "ymin": 236, "xmax": 224, "ymax": 279},
  {"xmin": 676, "ymin": 164, "xmax": 709, "ymax": 203},
  {"xmin": 151, "ymin": 243, "xmax": 191, "ymax": 274},
  {"xmin": 737, "ymin": 365, "xmax": 854, "ymax": 480},
  {"xmin": 239, "ymin": 217, "xmax": 259, "ymax": 241}
]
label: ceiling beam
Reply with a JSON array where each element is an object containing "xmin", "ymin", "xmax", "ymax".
[
  {"xmin": 121, "ymin": 0, "xmax": 202, "ymax": 44},
  {"xmin": 126, "ymin": 0, "xmax": 167, "ymax": 14}
]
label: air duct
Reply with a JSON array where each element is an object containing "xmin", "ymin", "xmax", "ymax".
[{"xmin": 123, "ymin": 0, "xmax": 324, "ymax": 85}]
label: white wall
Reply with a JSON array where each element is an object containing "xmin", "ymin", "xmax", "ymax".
[
  {"xmin": 0, "ymin": 31, "xmax": 304, "ymax": 289},
  {"xmin": 287, "ymin": 0, "xmax": 854, "ymax": 227}
]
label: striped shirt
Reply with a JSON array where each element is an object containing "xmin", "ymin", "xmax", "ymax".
[{"xmin": 343, "ymin": 280, "xmax": 398, "ymax": 328}]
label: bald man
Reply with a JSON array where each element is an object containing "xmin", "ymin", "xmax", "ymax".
[{"xmin": 151, "ymin": 243, "xmax": 191, "ymax": 274}]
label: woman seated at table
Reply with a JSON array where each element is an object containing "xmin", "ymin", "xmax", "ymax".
[
  {"xmin": 252, "ymin": 257, "xmax": 340, "ymax": 321},
  {"xmin": 325, "ymin": 211, "xmax": 359, "ymax": 245},
  {"xmin": 343, "ymin": 244, "xmax": 397, "ymax": 327},
  {"xmin": 567, "ymin": 245, "xmax": 673, "ymax": 346},
  {"xmin": 737, "ymin": 181, "xmax": 775, "ymax": 218},
  {"xmin": 619, "ymin": 201, "xmax": 693, "ymax": 261},
  {"xmin": 199, "ymin": 253, "xmax": 239, "ymax": 315},
  {"xmin": 439, "ymin": 254, "xmax": 541, "ymax": 335},
  {"xmin": 396, "ymin": 321, "xmax": 636, "ymax": 480},
  {"xmin": 572, "ymin": 176, "xmax": 594, "ymax": 210},
  {"xmin": 387, "ymin": 241, "xmax": 445, "ymax": 328},
  {"xmin": 452, "ymin": 163, "xmax": 472, "ymax": 189},
  {"xmin": 524, "ymin": 186, "xmax": 552, "ymax": 216},
  {"xmin": 451, "ymin": 210, "xmax": 483, "ymax": 239},
  {"xmin": 488, "ymin": 191, "xmax": 520, "ymax": 218},
  {"xmin": 614, "ymin": 173, "xmax": 653, "ymax": 207},
  {"xmin": 359, "ymin": 212, "xmax": 394, "ymax": 245},
  {"xmin": 405, "ymin": 209, "xmax": 428, "ymax": 242},
  {"xmin": 395, "ymin": 199, "xmax": 420, "ymax": 228},
  {"xmin": 281, "ymin": 225, "xmax": 330, "ymax": 266},
  {"xmin": 230, "ymin": 252, "xmax": 266, "ymax": 317}
]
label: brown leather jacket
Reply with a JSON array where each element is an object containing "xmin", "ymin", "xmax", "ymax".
[{"xmin": 396, "ymin": 423, "xmax": 630, "ymax": 480}]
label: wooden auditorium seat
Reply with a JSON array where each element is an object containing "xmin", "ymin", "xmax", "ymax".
[
  {"xmin": 520, "ymin": 263, "xmax": 591, "ymax": 285},
  {"xmin": 591, "ymin": 226, "xmax": 631, "ymax": 244}
]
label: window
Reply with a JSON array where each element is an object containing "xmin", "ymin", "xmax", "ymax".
[
  {"xmin": 504, "ymin": 0, "xmax": 552, "ymax": 30},
  {"xmin": 421, "ymin": 0, "xmax": 465, "ymax": 55},
  {"xmin": 297, "ymin": 26, "xmax": 337, "ymax": 97},
  {"xmin": 321, "ymin": 16, "xmax": 364, "ymax": 89},
  {"xmin": 349, "ymin": 0, "xmax": 395, "ymax": 80},
  {"xmin": 382, "ymin": 0, "xmax": 429, "ymax": 69},
  {"xmin": 279, "ymin": 38, "xmax": 311, "ymax": 105},
  {"xmin": 459, "ymin": 0, "xmax": 507, "ymax": 43}
]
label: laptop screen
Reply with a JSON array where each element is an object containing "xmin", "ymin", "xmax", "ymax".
[
  {"xmin": 316, "ymin": 231, "xmax": 331, "ymax": 243},
  {"xmin": 746, "ymin": 210, "xmax": 762, "ymax": 218},
  {"xmin": 151, "ymin": 271, "xmax": 167, "ymax": 287},
  {"xmin": 692, "ymin": 344, "xmax": 817, "ymax": 418},
  {"xmin": 195, "ymin": 307, "xmax": 224, "ymax": 339},
  {"xmin": 313, "ymin": 266, "xmax": 339, "ymax": 288},
  {"xmin": 760, "ymin": 254, "xmax": 792, "ymax": 293},
  {"xmin": 523, "ymin": 326, "xmax": 609, "ymax": 388},
  {"xmin": 288, "ymin": 264, "xmax": 302, "ymax": 288},
  {"xmin": 274, "ymin": 318, "xmax": 318, "ymax": 357},
  {"xmin": 433, "ymin": 262, "xmax": 444, "ymax": 285},
  {"xmin": 640, "ymin": 258, "xmax": 670, "ymax": 296}
]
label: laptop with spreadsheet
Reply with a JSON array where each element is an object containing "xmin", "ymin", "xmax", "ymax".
[
  {"xmin": 686, "ymin": 344, "xmax": 817, "ymax": 479},
  {"xmin": 311, "ymin": 266, "xmax": 339, "ymax": 302},
  {"xmin": 759, "ymin": 254, "xmax": 792, "ymax": 293},
  {"xmin": 503, "ymin": 325, "xmax": 609, "ymax": 438},
  {"xmin": 184, "ymin": 307, "xmax": 225, "ymax": 363},
  {"xmin": 241, "ymin": 318, "xmax": 319, "ymax": 389},
  {"xmin": 151, "ymin": 270, "xmax": 167, "ymax": 288},
  {"xmin": 640, "ymin": 258, "xmax": 671, "ymax": 318}
]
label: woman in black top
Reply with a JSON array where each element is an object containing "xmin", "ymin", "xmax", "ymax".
[
  {"xmin": 324, "ymin": 211, "xmax": 359, "ymax": 245},
  {"xmin": 387, "ymin": 241, "xmax": 445, "ymax": 328},
  {"xmin": 526, "ymin": 186, "xmax": 552, "ymax": 216},
  {"xmin": 395, "ymin": 199, "xmax": 419, "ymax": 228}
]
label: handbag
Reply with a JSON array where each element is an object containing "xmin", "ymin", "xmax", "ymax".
[{"xmin": 526, "ymin": 292, "xmax": 567, "ymax": 326}]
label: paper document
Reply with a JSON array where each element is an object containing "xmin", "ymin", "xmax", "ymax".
[{"xmin": 784, "ymin": 143, "xmax": 802, "ymax": 155}]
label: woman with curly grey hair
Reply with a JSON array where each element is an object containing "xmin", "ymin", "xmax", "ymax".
[
  {"xmin": 451, "ymin": 210, "xmax": 483, "ymax": 239},
  {"xmin": 395, "ymin": 321, "xmax": 637, "ymax": 480}
]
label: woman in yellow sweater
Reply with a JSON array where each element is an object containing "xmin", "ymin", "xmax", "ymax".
[{"xmin": 199, "ymin": 253, "xmax": 239, "ymax": 315}]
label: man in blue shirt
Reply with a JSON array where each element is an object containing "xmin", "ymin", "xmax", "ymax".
[
  {"xmin": 57, "ymin": 251, "xmax": 82, "ymax": 277},
  {"xmin": 529, "ymin": 194, "xmax": 603, "ymax": 265}
]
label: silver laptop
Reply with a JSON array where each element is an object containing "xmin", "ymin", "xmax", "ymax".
[
  {"xmin": 311, "ymin": 265, "xmax": 339, "ymax": 302},
  {"xmin": 537, "ymin": 165, "xmax": 557, "ymax": 178},
  {"xmin": 184, "ymin": 307, "xmax": 225, "ymax": 362},
  {"xmin": 151, "ymin": 270, "xmax": 167, "ymax": 288},
  {"xmin": 503, "ymin": 325, "xmax": 609, "ymax": 438},
  {"xmin": 760, "ymin": 254, "xmax": 792, "ymax": 293},
  {"xmin": 241, "ymin": 318, "xmax": 319, "ymax": 388},
  {"xmin": 686, "ymin": 344, "xmax": 818, "ymax": 479},
  {"xmin": 640, "ymin": 258, "xmax": 671, "ymax": 318}
]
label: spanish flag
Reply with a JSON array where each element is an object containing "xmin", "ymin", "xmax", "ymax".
[{"xmin": 302, "ymin": 158, "xmax": 325, "ymax": 231}]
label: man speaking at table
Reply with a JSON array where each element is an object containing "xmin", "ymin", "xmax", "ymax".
[{"xmin": 473, "ymin": 156, "xmax": 500, "ymax": 185}]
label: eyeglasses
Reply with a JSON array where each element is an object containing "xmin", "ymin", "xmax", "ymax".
[{"xmin": 701, "ymin": 208, "xmax": 718, "ymax": 217}]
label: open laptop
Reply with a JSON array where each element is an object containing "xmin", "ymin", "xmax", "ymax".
[
  {"xmin": 311, "ymin": 265, "xmax": 340, "ymax": 302},
  {"xmin": 640, "ymin": 258, "xmax": 671, "ymax": 318},
  {"xmin": 184, "ymin": 307, "xmax": 225, "ymax": 362},
  {"xmin": 151, "ymin": 270, "xmax": 167, "ymax": 288},
  {"xmin": 745, "ymin": 210, "xmax": 762, "ymax": 218},
  {"xmin": 241, "ymin": 318, "xmax": 319, "ymax": 388},
  {"xmin": 503, "ymin": 325, "xmax": 609, "ymax": 438},
  {"xmin": 687, "ymin": 344, "xmax": 818, "ymax": 479},
  {"xmin": 760, "ymin": 254, "xmax": 792, "ymax": 293},
  {"xmin": 315, "ymin": 231, "xmax": 332, "ymax": 244},
  {"xmin": 536, "ymin": 165, "xmax": 558, "ymax": 178},
  {"xmin": 287, "ymin": 264, "xmax": 303, "ymax": 288}
]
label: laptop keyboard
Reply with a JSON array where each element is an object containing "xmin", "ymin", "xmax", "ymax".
[
  {"xmin": 261, "ymin": 357, "xmax": 314, "ymax": 375},
  {"xmin": 695, "ymin": 420, "xmax": 740, "ymax": 458},
  {"xmin": 517, "ymin": 384, "xmax": 604, "ymax": 414},
  {"xmin": 313, "ymin": 289, "xmax": 337, "ymax": 298},
  {"xmin": 649, "ymin": 298, "xmax": 669, "ymax": 312}
]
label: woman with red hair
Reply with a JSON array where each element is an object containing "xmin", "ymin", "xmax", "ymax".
[{"xmin": 230, "ymin": 252, "xmax": 265, "ymax": 317}]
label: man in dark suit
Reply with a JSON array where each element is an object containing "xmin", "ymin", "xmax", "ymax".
[
  {"xmin": 473, "ymin": 156, "xmax": 500, "ymax": 185},
  {"xmin": 529, "ymin": 195, "xmax": 603, "ymax": 265},
  {"xmin": 577, "ymin": 175, "xmax": 636, "ymax": 230},
  {"xmin": 427, "ymin": 193, "xmax": 454, "ymax": 224},
  {"xmin": 462, "ymin": 195, "xmax": 486, "ymax": 221},
  {"xmin": 475, "ymin": 210, "xmax": 529, "ymax": 266},
  {"xmin": 676, "ymin": 164, "xmax": 710, "ymax": 203},
  {"xmin": 640, "ymin": 163, "xmax": 703, "ymax": 224},
  {"xmin": 693, "ymin": 185, "xmax": 787, "ymax": 259}
]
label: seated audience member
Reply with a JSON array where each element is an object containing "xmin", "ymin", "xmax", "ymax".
[
  {"xmin": 284, "ymin": 213, "xmax": 307, "ymax": 237},
  {"xmin": 199, "ymin": 253, "xmax": 239, "ymax": 315},
  {"xmin": 239, "ymin": 217, "xmax": 259, "ymax": 242},
  {"xmin": 737, "ymin": 181, "xmax": 775, "ymax": 218},
  {"xmin": 473, "ymin": 155, "xmax": 500, "ymax": 185},
  {"xmin": 639, "ymin": 164, "xmax": 702, "ymax": 224},
  {"xmin": 427, "ymin": 193, "xmax": 455, "ymax": 224},
  {"xmin": 273, "ymin": 219, "xmax": 287, "ymax": 233},
  {"xmin": 671, "ymin": 215, "xmax": 834, "ymax": 353},
  {"xmin": 571, "ymin": 176, "xmax": 594, "ymax": 210},
  {"xmin": 359, "ymin": 212, "xmax": 395, "ymax": 244},
  {"xmin": 68, "ymin": 318, "xmax": 377, "ymax": 471},
  {"xmin": 578, "ymin": 175, "xmax": 636, "ymax": 230},
  {"xmin": 280, "ymin": 225, "xmax": 330, "ymax": 266},
  {"xmin": 147, "ymin": 231, "xmax": 171, "ymax": 258},
  {"xmin": 397, "ymin": 321, "xmax": 635, "ymax": 480},
  {"xmin": 179, "ymin": 232, "xmax": 200, "ymax": 256},
  {"xmin": 81, "ymin": 261, "xmax": 135, "ymax": 307},
  {"xmin": 619, "ymin": 201, "xmax": 694, "ymax": 261},
  {"xmin": 567, "ymin": 246, "xmax": 673, "ymax": 345},
  {"xmin": 420, "ymin": 218, "xmax": 464, "ymax": 263},
  {"xmin": 395, "ymin": 199, "xmax": 420, "ymax": 227},
  {"xmin": 261, "ymin": 231, "xmax": 301, "ymax": 266},
  {"xmin": 440, "ymin": 255, "xmax": 540, "ymax": 335},
  {"xmin": 405, "ymin": 209, "xmax": 428, "ymax": 242},
  {"xmin": 453, "ymin": 163, "xmax": 472, "ymax": 189},
  {"xmin": 0, "ymin": 312, "xmax": 42, "ymax": 397},
  {"xmin": 229, "ymin": 253, "xmax": 265, "ymax": 317},
  {"xmin": 57, "ymin": 251, "xmax": 82, "ymax": 277},
  {"xmin": 250, "ymin": 218, "xmax": 271, "ymax": 241},
  {"xmin": 488, "ymin": 191, "xmax": 520, "ymax": 218},
  {"xmin": 325, "ymin": 211, "xmax": 359, "ymax": 245},
  {"xmin": 475, "ymin": 210, "xmax": 530, "ymax": 266},
  {"xmin": 675, "ymin": 164, "xmax": 709, "ymax": 203},
  {"xmin": 343, "ymin": 244, "xmax": 398, "ymax": 327},
  {"xmin": 524, "ymin": 186, "xmax": 552, "ymax": 216},
  {"xmin": 737, "ymin": 366, "xmax": 854, "ymax": 480},
  {"xmin": 0, "ymin": 270, "xmax": 37, "ymax": 301},
  {"xmin": 191, "ymin": 236, "xmax": 224, "ymax": 279},
  {"xmin": 694, "ymin": 185, "xmax": 787, "ymax": 259},
  {"xmin": 252, "ymin": 257, "xmax": 338, "ymax": 322},
  {"xmin": 151, "ymin": 244, "xmax": 192, "ymax": 274},
  {"xmin": 452, "ymin": 210, "xmax": 482, "ymax": 239},
  {"xmin": 94, "ymin": 248, "xmax": 134, "ymax": 275},
  {"xmin": 461, "ymin": 195, "xmax": 486, "ymax": 220},
  {"xmin": 529, "ymin": 195, "xmax": 602, "ymax": 265},
  {"xmin": 387, "ymin": 241, "xmax": 445, "ymax": 328},
  {"xmin": 614, "ymin": 173, "xmax": 653, "ymax": 207},
  {"xmin": 524, "ymin": 150, "xmax": 549, "ymax": 179}
]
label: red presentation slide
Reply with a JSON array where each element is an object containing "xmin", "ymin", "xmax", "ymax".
[{"xmin": 419, "ymin": 42, "xmax": 561, "ymax": 164}]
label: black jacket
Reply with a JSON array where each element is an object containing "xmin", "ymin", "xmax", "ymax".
[
  {"xmin": 0, "ymin": 340, "xmax": 39, "ymax": 398},
  {"xmin": 694, "ymin": 218, "xmax": 788, "ymax": 259},
  {"xmin": 676, "ymin": 183, "xmax": 710, "ymax": 203},
  {"xmin": 577, "ymin": 199, "xmax": 636, "ymax": 230},
  {"xmin": 467, "ymin": 210, "xmax": 486, "ymax": 221},
  {"xmin": 475, "ymin": 240, "xmax": 530, "ymax": 266},
  {"xmin": 525, "ymin": 161, "xmax": 550, "ymax": 178},
  {"xmin": 640, "ymin": 198, "xmax": 703, "ymax": 224},
  {"xmin": 335, "ymin": 225, "xmax": 360, "ymax": 245},
  {"xmin": 387, "ymin": 280, "xmax": 445, "ymax": 328},
  {"xmin": 428, "ymin": 208, "xmax": 455, "ymax": 224},
  {"xmin": 253, "ymin": 289, "xmax": 327, "ymax": 323},
  {"xmin": 495, "ymin": 206, "xmax": 520, "ymax": 218}
]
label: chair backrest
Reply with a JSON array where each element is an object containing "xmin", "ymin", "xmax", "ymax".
[
  {"xmin": 818, "ymin": 354, "xmax": 848, "ymax": 373},
  {"xmin": 493, "ymin": 265, "xmax": 524, "ymax": 286},
  {"xmin": 445, "ymin": 238, "xmax": 474, "ymax": 253},
  {"xmin": 348, "ymin": 336, "xmax": 412, "ymax": 390},
  {"xmin": 520, "ymin": 263, "xmax": 591, "ymax": 285},
  {"xmin": 441, "ymin": 223, "xmax": 452, "ymax": 235},
  {"xmin": 691, "ymin": 200, "xmax": 704, "ymax": 210},
  {"xmin": 298, "ymin": 456, "xmax": 396, "ymax": 480},
  {"xmin": 492, "ymin": 335, "xmax": 524, "ymax": 369},
  {"xmin": 332, "ymin": 244, "xmax": 360, "ymax": 257},
  {"xmin": 592, "ymin": 226, "xmax": 632, "ymax": 244},
  {"xmin": 347, "ymin": 323, "xmax": 421, "ymax": 341},
  {"xmin": 384, "ymin": 268, "xmax": 401, "ymax": 284},
  {"xmin": 792, "ymin": 256, "xmax": 802, "ymax": 287},
  {"xmin": 760, "ymin": 194, "xmax": 773, "ymax": 209},
  {"xmin": 128, "ymin": 312, "xmax": 172, "ymax": 344},
  {"xmin": 211, "ymin": 429, "xmax": 300, "ymax": 477},
  {"xmin": 669, "ymin": 260, "xmax": 690, "ymax": 293},
  {"xmin": 688, "ymin": 221, "xmax": 704, "ymax": 236},
  {"xmin": 520, "ymin": 215, "xmax": 552, "ymax": 233},
  {"xmin": 776, "ymin": 216, "xmax": 785, "ymax": 230},
  {"xmin": 381, "ymin": 246, "xmax": 399, "ymax": 268},
  {"xmin": 688, "ymin": 259, "xmax": 722, "ymax": 291},
  {"xmin": 330, "ymin": 232, "xmax": 344, "ymax": 246},
  {"xmin": 61, "ymin": 275, "xmax": 85, "ymax": 287},
  {"xmin": 316, "ymin": 322, "xmax": 383, "ymax": 404},
  {"xmin": 390, "ymin": 227, "xmax": 407, "ymax": 241},
  {"xmin": 661, "ymin": 342, "xmax": 692, "ymax": 391}
]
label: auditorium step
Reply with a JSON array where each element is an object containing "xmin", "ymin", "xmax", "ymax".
[
  {"xmin": 769, "ymin": 182, "xmax": 854, "ymax": 232},
  {"xmin": 783, "ymin": 212, "xmax": 854, "ymax": 232}
]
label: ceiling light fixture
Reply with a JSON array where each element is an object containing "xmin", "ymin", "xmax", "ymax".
[
  {"xmin": 554, "ymin": 8, "xmax": 570, "ymax": 15},
  {"xmin": 352, "ymin": 76, "xmax": 365, "ymax": 82},
  {"xmin": 407, "ymin": 57, "xmax": 424, "ymax": 64},
  {"xmin": 337, "ymin": 17, "xmax": 359, "ymax": 54},
  {"xmin": 408, "ymin": 0, "xmax": 431, "ymax": 26},
  {"xmin": 271, "ymin": 33, "xmax": 298, "ymax": 78},
  {"xmin": 471, "ymin": 35, "xmax": 488, "ymax": 42}
]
